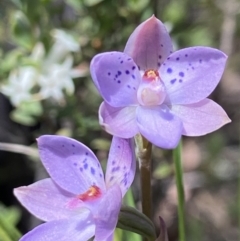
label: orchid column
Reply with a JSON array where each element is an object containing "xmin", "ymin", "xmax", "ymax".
[{"xmin": 90, "ymin": 15, "xmax": 230, "ymax": 240}]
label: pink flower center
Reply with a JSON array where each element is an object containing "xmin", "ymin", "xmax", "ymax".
[
  {"xmin": 77, "ymin": 185, "xmax": 101, "ymax": 201},
  {"xmin": 143, "ymin": 69, "xmax": 159, "ymax": 81},
  {"xmin": 138, "ymin": 70, "xmax": 166, "ymax": 106}
]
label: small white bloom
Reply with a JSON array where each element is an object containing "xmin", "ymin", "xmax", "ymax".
[
  {"xmin": 52, "ymin": 29, "xmax": 80, "ymax": 52},
  {"xmin": 38, "ymin": 56, "xmax": 75, "ymax": 101},
  {"xmin": 46, "ymin": 29, "xmax": 80, "ymax": 63},
  {"xmin": 1, "ymin": 67, "xmax": 37, "ymax": 106}
]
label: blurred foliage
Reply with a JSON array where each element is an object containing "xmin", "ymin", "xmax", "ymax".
[{"xmin": 0, "ymin": 203, "xmax": 21, "ymax": 241}]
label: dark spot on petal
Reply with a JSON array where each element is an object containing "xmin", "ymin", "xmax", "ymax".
[
  {"xmin": 185, "ymin": 54, "xmax": 188, "ymax": 57},
  {"xmin": 167, "ymin": 57, "xmax": 170, "ymax": 60},
  {"xmin": 167, "ymin": 68, "xmax": 172, "ymax": 74},
  {"xmin": 125, "ymin": 70, "xmax": 130, "ymax": 74},
  {"xmin": 118, "ymin": 145, "xmax": 120, "ymax": 148},
  {"xmin": 72, "ymin": 144, "xmax": 75, "ymax": 147},
  {"xmin": 100, "ymin": 173, "xmax": 102, "ymax": 178},
  {"xmin": 179, "ymin": 79, "xmax": 183, "ymax": 83},
  {"xmin": 80, "ymin": 167, "xmax": 83, "ymax": 172},
  {"xmin": 110, "ymin": 176, "xmax": 114, "ymax": 182},
  {"xmin": 159, "ymin": 55, "xmax": 162, "ymax": 59},
  {"xmin": 170, "ymin": 78, "xmax": 177, "ymax": 84},
  {"xmin": 91, "ymin": 167, "xmax": 95, "ymax": 175},
  {"xmin": 132, "ymin": 75, "xmax": 135, "ymax": 79},
  {"xmin": 117, "ymin": 80, "xmax": 121, "ymax": 83},
  {"xmin": 132, "ymin": 66, "xmax": 136, "ymax": 70},
  {"xmin": 176, "ymin": 57, "xmax": 180, "ymax": 61},
  {"xmin": 192, "ymin": 67, "xmax": 195, "ymax": 70},
  {"xmin": 179, "ymin": 72, "xmax": 184, "ymax": 77},
  {"xmin": 73, "ymin": 163, "xmax": 77, "ymax": 166},
  {"xmin": 72, "ymin": 152, "xmax": 75, "ymax": 155},
  {"xmin": 108, "ymin": 72, "xmax": 111, "ymax": 76},
  {"xmin": 84, "ymin": 163, "xmax": 88, "ymax": 169},
  {"xmin": 83, "ymin": 158, "xmax": 87, "ymax": 163},
  {"xmin": 133, "ymin": 87, "xmax": 136, "ymax": 90},
  {"xmin": 170, "ymin": 51, "xmax": 173, "ymax": 53},
  {"xmin": 127, "ymin": 58, "xmax": 131, "ymax": 61},
  {"xmin": 161, "ymin": 44, "xmax": 163, "ymax": 47},
  {"xmin": 199, "ymin": 59, "xmax": 202, "ymax": 63},
  {"xmin": 117, "ymin": 71, "xmax": 122, "ymax": 75},
  {"xmin": 112, "ymin": 166, "xmax": 120, "ymax": 173},
  {"xmin": 127, "ymin": 85, "xmax": 131, "ymax": 89},
  {"xmin": 120, "ymin": 61, "xmax": 123, "ymax": 64},
  {"xmin": 62, "ymin": 145, "xmax": 65, "ymax": 147},
  {"xmin": 158, "ymin": 62, "xmax": 161, "ymax": 67}
]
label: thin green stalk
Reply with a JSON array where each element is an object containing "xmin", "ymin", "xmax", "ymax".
[
  {"xmin": 238, "ymin": 157, "xmax": 240, "ymax": 241},
  {"xmin": 173, "ymin": 140, "xmax": 186, "ymax": 241},
  {"xmin": 135, "ymin": 134, "xmax": 152, "ymax": 220}
]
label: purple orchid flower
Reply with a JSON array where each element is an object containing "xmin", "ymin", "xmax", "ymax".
[
  {"xmin": 90, "ymin": 16, "xmax": 231, "ymax": 149},
  {"xmin": 14, "ymin": 135, "xmax": 135, "ymax": 241}
]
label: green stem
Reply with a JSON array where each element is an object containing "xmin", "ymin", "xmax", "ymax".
[
  {"xmin": 173, "ymin": 140, "xmax": 186, "ymax": 241},
  {"xmin": 135, "ymin": 134, "xmax": 152, "ymax": 220},
  {"xmin": 238, "ymin": 156, "xmax": 240, "ymax": 241}
]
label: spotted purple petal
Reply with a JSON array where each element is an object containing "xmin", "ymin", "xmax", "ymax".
[
  {"xmin": 160, "ymin": 47, "xmax": 227, "ymax": 104},
  {"xmin": 14, "ymin": 178, "xmax": 77, "ymax": 222},
  {"xmin": 136, "ymin": 105, "xmax": 183, "ymax": 149},
  {"xmin": 99, "ymin": 102, "xmax": 138, "ymax": 138},
  {"xmin": 171, "ymin": 98, "xmax": 231, "ymax": 136},
  {"xmin": 37, "ymin": 135, "xmax": 105, "ymax": 195},
  {"xmin": 90, "ymin": 52, "xmax": 141, "ymax": 107},
  {"xmin": 19, "ymin": 211, "xmax": 95, "ymax": 241},
  {"xmin": 124, "ymin": 15, "xmax": 173, "ymax": 70},
  {"xmin": 94, "ymin": 185, "xmax": 122, "ymax": 241},
  {"xmin": 105, "ymin": 137, "xmax": 135, "ymax": 197}
]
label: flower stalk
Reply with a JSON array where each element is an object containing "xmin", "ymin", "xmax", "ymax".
[
  {"xmin": 135, "ymin": 134, "xmax": 152, "ymax": 220},
  {"xmin": 173, "ymin": 140, "xmax": 186, "ymax": 241}
]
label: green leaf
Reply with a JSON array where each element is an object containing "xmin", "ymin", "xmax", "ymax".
[
  {"xmin": 153, "ymin": 163, "xmax": 172, "ymax": 179},
  {"xmin": 11, "ymin": 11, "xmax": 34, "ymax": 50},
  {"xmin": 117, "ymin": 206, "xmax": 156, "ymax": 241},
  {"xmin": 0, "ymin": 204, "xmax": 21, "ymax": 241},
  {"xmin": 83, "ymin": 0, "xmax": 104, "ymax": 7},
  {"xmin": 0, "ymin": 49, "xmax": 25, "ymax": 74},
  {"xmin": 19, "ymin": 101, "xmax": 43, "ymax": 116},
  {"xmin": 10, "ymin": 0, "xmax": 23, "ymax": 9},
  {"xmin": 126, "ymin": 0, "xmax": 149, "ymax": 13},
  {"xmin": 10, "ymin": 101, "xmax": 43, "ymax": 125}
]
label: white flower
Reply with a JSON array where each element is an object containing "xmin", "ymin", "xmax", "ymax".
[
  {"xmin": 38, "ymin": 56, "xmax": 75, "ymax": 101},
  {"xmin": 46, "ymin": 29, "xmax": 80, "ymax": 63},
  {"xmin": 2, "ymin": 29, "xmax": 84, "ymax": 105},
  {"xmin": 1, "ymin": 67, "xmax": 37, "ymax": 106},
  {"xmin": 52, "ymin": 29, "xmax": 80, "ymax": 52}
]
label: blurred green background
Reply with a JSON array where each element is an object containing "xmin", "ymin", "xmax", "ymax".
[{"xmin": 0, "ymin": 0, "xmax": 239, "ymax": 240}]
